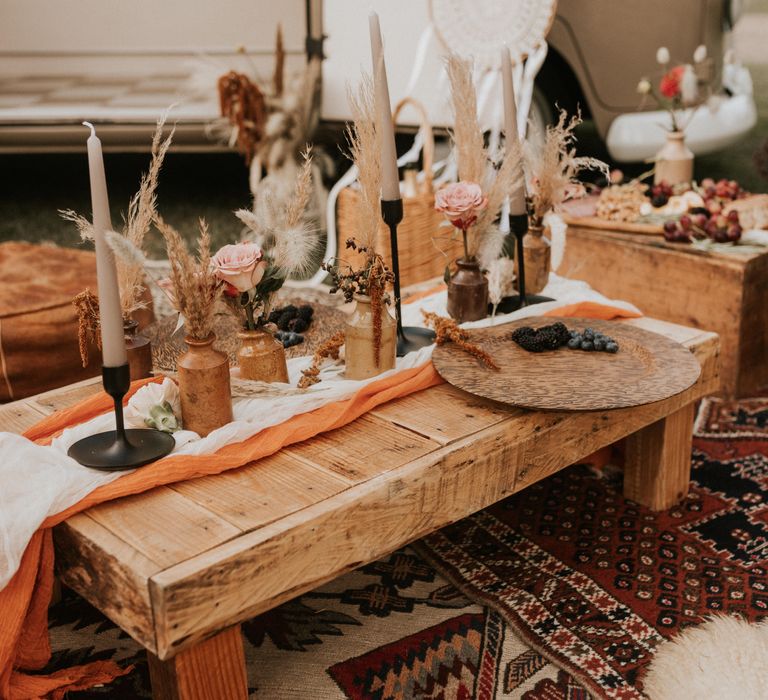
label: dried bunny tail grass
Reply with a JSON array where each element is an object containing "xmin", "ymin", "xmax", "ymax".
[
  {"xmin": 475, "ymin": 223, "xmax": 506, "ymax": 269},
  {"xmin": 526, "ymin": 109, "xmax": 609, "ymax": 224},
  {"xmin": 284, "ymin": 147, "xmax": 313, "ymax": 228},
  {"xmin": 346, "ymin": 74, "xmax": 381, "ymax": 252},
  {"xmin": 234, "ymin": 208, "xmax": 261, "ymax": 233},
  {"xmin": 59, "ymin": 209, "xmax": 95, "ymax": 241},
  {"xmin": 445, "ymin": 54, "xmax": 486, "ymax": 184},
  {"xmin": 155, "ymin": 215, "xmax": 220, "ymax": 340}
]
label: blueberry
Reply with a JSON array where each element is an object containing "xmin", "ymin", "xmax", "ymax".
[
  {"xmin": 581, "ymin": 340, "xmax": 594, "ymax": 351},
  {"xmin": 567, "ymin": 338, "xmax": 581, "ymax": 349},
  {"xmin": 594, "ymin": 339, "xmax": 606, "ymax": 351},
  {"xmin": 606, "ymin": 342, "xmax": 619, "ymax": 353}
]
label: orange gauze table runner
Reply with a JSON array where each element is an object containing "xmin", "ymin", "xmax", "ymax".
[{"xmin": 1, "ymin": 302, "xmax": 639, "ymax": 699}]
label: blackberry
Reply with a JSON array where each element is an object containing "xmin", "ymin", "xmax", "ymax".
[
  {"xmin": 511, "ymin": 323, "xmax": 571, "ymax": 353},
  {"xmin": 297, "ymin": 305, "xmax": 314, "ymax": 322},
  {"xmin": 289, "ymin": 317, "xmax": 308, "ymax": 333},
  {"xmin": 276, "ymin": 311, "xmax": 295, "ymax": 331}
]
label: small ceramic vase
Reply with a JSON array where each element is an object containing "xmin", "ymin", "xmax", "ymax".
[
  {"xmin": 654, "ymin": 131, "xmax": 694, "ymax": 186},
  {"xmin": 177, "ymin": 333, "xmax": 233, "ymax": 437},
  {"xmin": 237, "ymin": 328, "xmax": 289, "ymax": 383},
  {"xmin": 522, "ymin": 225, "xmax": 551, "ymax": 295},
  {"xmin": 447, "ymin": 258, "xmax": 488, "ymax": 323},
  {"xmin": 124, "ymin": 319, "xmax": 153, "ymax": 381},
  {"xmin": 345, "ymin": 294, "xmax": 396, "ymax": 380}
]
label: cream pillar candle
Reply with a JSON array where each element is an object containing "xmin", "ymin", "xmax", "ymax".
[
  {"xmin": 368, "ymin": 11, "xmax": 400, "ymax": 201},
  {"xmin": 501, "ymin": 48, "xmax": 527, "ymax": 216},
  {"xmin": 84, "ymin": 122, "xmax": 128, "ymax": 368}
]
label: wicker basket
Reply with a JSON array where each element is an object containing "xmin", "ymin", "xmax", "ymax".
[{"xmin": 337, "ymin": 97, "xmax": 464, "ymax": 287}]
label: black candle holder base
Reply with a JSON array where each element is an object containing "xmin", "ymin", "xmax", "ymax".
[
  {"xmin": 397, "ymin": 326, "xmax": 436, "ymax": 357},
  {"xmin": 489, "ymin": 293, "xmax": 555, "ymax": 315},
  {"xmin": 68, "ymin": 429, "xmax": 175, "ymax": 471}
]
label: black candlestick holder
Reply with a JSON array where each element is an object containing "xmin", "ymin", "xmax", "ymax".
[
  {"xmin": 381, "ymin": 199, "xmax": 436, "ymax": 356},
  {"xmin": 490, "ymin": 214, "xmax": 553, "ymax": 314},
  {"xmin": 67, "ymin": 364, "xmax": 175, "ymax": 471}
]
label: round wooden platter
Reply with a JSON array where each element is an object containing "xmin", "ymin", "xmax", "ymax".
[{"xmin": 431, "ymin": 317, "xmax": 702, "ymax": 411}]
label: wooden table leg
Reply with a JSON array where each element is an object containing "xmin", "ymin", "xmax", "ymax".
[
  {"xmin": 147, "ymin": 625, "xmax": 248, "ymax": 700},
  {"xmin": 624, "ymin": 402, "xmax": 696, "ymax": 511}
]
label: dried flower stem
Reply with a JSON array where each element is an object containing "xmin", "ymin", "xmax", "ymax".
[
  {"xmin": 422, "ymin": 311, "xmax": 499, "ymax": 370},
  {"xmin": 72, "ymin": 289, "xmax": 101, "ymax": 367},
  {"xmin": 298, "ymin": 331, "xmax": 345, "ymax": 388}
]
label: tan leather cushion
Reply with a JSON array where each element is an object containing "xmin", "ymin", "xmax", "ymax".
[{"xmin": 0, "ymin": 242, "xmax": 153, "ymax": 403}]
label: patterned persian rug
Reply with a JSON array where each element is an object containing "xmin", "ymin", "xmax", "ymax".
[{"xmin": 43, "ymin": 395, "xmax": 767, "ymax": 698}]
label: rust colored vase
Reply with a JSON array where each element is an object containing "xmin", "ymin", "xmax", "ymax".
[
  {"xmin": 345, "ymin": 295, "xmax": 396, "ymax": 380},
  {"xmin": 124, "ymin": 319, "xmax": 153, "ymax": 381},
  {"xmin": 237, "ymin": 328, "xmax": 289, "ymax": 383},
  {"xmin": 177, "ymin": 333, "xmax": 233, "ymax": 437},
  {"xmin": 522, "ymin": 225, "xmax": 551, "ymax": 295},
  {"xmin": 447, "ymin": 258, "xmax": 488, "ymax": 323}
]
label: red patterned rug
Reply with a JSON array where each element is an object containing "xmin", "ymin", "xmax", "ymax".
[
  {"xmin": 42, "ymin": 395, "xmax": 767, "ymax": 698},
  {"xmin": 416, "ymin": 396, "xmax": 768, "ymax": 699}
]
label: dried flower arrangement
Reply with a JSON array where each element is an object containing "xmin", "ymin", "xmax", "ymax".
[
  {"xmin": 219, "ymin": 150, "xmax": 319, "ymax": 330},
  {"xmin": 637, "ymin": 45, "xmax": 713, "ymax": 133},
  {"xmin": 526, "ymin": 109, "xmax": 608, "ymax": 228},
  {"xmin": 322, "ymin": 77, "xmax": 394, "ymax": 367},
  {"xmin": 155, "ymin": 216, "xmax": 222, "ymax": 341},
  {"xmin": 422, "ymin": 311, "xmax": 498, "ymax": 370},
  {"xmin": 437, "ymin": 55, "xmax": 523, "ymax": 265}
]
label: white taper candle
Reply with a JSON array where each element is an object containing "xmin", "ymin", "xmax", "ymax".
[
  {"xmin": 83, "ymin": 122, "xmax": 128, "ymax": 368},
  {"xmin": 501, "ymin": 48, "xmax": 527, "ymax": 216},
  {"xmin": 369, "ymin": 11, "xmax": 401, "ymax": 201}
]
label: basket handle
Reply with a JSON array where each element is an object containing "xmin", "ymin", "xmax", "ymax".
[{"xmin": 392, "ymin": 96, "xmax": 434, "ymax": 194}]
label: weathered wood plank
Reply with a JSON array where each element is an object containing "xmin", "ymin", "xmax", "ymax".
[
  {"xmin": 147, "ymin": 625, "xmax": 247, "ymax": 700},
  {"xmin": 170, "ymin": 452, "xmax": 351, "ymax": 532},
  {"xmin": 285, "ymin": 413, "xmax": 439, "ymax": 482},
  {"xmin": 370, "ymin": 382, "xmax": 512, "ymax": 445},
  {"xmin": 30, "ymin": 375, "xmax": 103, "ymax": 415},
  {"xmin": 0, "ymin": 399, "xmax": 47, "ymax": 433},
  {"xmin": 624, "ymin": 402, "xmax": 696, "ymax": 509},
  {"xmin": 87, "ymin": 486, "xmax": 242, "ymax": 568},
  {"xmin": 54, "ymin": 513, "xmax": 160, "ymax": 653}
]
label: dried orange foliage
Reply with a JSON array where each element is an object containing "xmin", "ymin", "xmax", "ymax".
[
  {"xmin": 422, "ymin": 311, "xmax": 499, "ymax": 370},
  {"xmin": 218, "ymin": 71, "xmax": 267, "ymax": 164},
  {"xmin": 72, "ymin": 289, "xmax": 101, "ymax": 367},
  {"xmin": 298, "ymin": 331, "xmax": 345, "ymax": 388}
]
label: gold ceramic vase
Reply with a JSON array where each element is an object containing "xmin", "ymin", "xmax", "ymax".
[
  {"xmin": 237, "ymin": 328, "xmax": 289, "ymax": 383},
  {"xmin": 447, "ymin": 258, "xmax": 488, "ymax": 323},
  {"xmin": 345, "ymin": 294, "xmax": 396, "ymax": 380},
  {"xmin": 124, "ymin": 319, "xmax": 153, "ymax": 381},
  {"xmin": 522, "ymin": 225, "xmax": 551, "ymax": 295},
  {"xmin": 177, "ymin": 333, "xmax": 233, "ymax": 437}
]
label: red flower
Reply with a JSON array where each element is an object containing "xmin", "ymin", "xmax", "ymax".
[
  {"xmin": 223, "ymin": 282, "xmax": 240, "ymax": 298},
  {"xmin": 659, "ymin": 66, "xmax": 685, "ymax": 99}
]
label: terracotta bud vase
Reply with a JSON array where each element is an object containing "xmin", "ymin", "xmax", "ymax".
[
  {"xmin": 654, "ymin": 131, "xmax": 694, "ymax": 185},
  {"xmin": 124, "ymin": 319, "xmax": 153, "ymax": 381},
  {"xmin": 237, "ymin": 328, "xmax": 289, "ymax": 383},
  {"xmin": 522, "ymin": 224, "xmax": 551, "ymax": 295},
  {"xmin": 177, "ymin": 333, "xmax": 233, "ymax": 437},
  {"xmin": 345, "ymin": 294, "xmax": 396, "ymax": 380},
  {"xmin": 447, "ymin": 258, "xmax": 488, "ymax": 323}
]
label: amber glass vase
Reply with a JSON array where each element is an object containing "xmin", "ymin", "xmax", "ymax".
[
  {"xmin": 345, "ymin": 295, "xmax": 396, "ymax": 380},
  {"xmin": 177, "ymin": 333, "xmax": 233, "ymax": 437},
  {"xmin": 124, "ymin": 319, "xmax": 153, "ymax": 381},
  {"xmin": 237, "ymin": 328, "xmax": 289, "ymax": 383},
  {"xmin": 447, "ymin": 258, "xmax": 488, "ymax": 323}
]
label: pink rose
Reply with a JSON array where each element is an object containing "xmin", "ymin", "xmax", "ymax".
[
  {"xmin": 435, "ymin": 181, "xmax": 488, "ymax": 229},
  {"xmin": 212, "ymin": 242, "xmax": 268, "ymax": 292}
]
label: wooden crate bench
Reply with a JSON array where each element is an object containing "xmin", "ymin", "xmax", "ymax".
[
  {"xmin": 0, "ymin": 317, "xmax": 719, "ymax": 699},
  {"xmin": 560, "ymin": 223, "xmax": 768, "ymax": 398}
]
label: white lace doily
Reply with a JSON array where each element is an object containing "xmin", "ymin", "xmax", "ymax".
[{"xmin": 429, "ymin": 0, "xmax": 557, "ymax": 66}]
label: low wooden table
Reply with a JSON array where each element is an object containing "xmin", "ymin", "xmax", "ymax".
[
  {"xmin": 1, "ymin": 317, "xmax": 719, "ymax": 699},
  {"xmin": 560, "ymin": 223, "xmax": 768, "ymax": 398}
]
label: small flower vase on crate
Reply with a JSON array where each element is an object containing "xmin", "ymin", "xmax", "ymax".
[
  {"xmin": 447, "ymin": 258, "xmax": 488, "ymax": 324},
  {"xmin": 654, "ymin": 131, "xmax": 694, "ymax": 186},
  {"xmin": 124, "ymin": 319, "xmax": 153, "ymax": 381},
  {"xmin": 345, "ymin": 295, "xmax": 396, "ymax": 380},
  {"xmin": 177, "ymin": 333, "xmax": 233, "ymax": 437},
  {"xmin": 237, "ymin": 327, "xmax": 289, "ymax": 383},
  {"xmin": 522, "ymin": 225, "xmax": 551, "ymax": 295}
]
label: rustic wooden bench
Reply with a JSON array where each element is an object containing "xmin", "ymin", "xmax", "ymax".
[
  {"xmin": 1, "ymin": 316, "xmax": 719, "ymax": 699},
  {"xmin": 560, "ymin": 223, "xmax": 768, "ymax": 398}
]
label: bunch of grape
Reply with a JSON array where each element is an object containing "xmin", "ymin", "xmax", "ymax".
[
  {"xmin": 663, "ymin": 208, "xmax": 741, "ymax": 243},
  {"xmin": 700, "ymin": 178, "xmax": 744, "ymax": 215},
  {"xmin": 646, "ymin": 181, "xmax": 674, "ymax": 208}
]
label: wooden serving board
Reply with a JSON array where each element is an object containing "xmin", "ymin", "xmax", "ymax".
[
  {"xmin": 563, "ymin": 215, "xmax": 664, "ymax": 236},
  {"xmin": 431, "ymin": 317, "xmax": 701, "ymax": 411}
]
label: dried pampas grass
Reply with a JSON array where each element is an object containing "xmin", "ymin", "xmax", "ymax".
[
  {"xmin": 346, "ymin": 75, "xmax": 382, "ymax": 253},
  {"xmin": 526, "ymin": 109, "xmax": 608, "ymax": 226},
  {"xmin": 445, "ymin": 55, "xmax": 524, "ymax": 260},
  {"xmin": 155, "ymin": 216, "xmax": 221, "ymax": 340}
]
